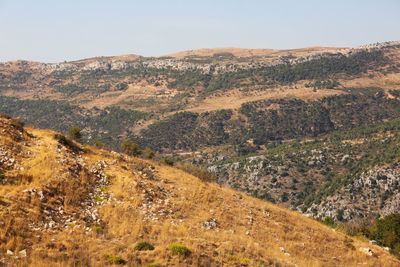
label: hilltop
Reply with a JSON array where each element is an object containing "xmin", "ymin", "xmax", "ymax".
[
  {"xmin": 166, "ymin": 46, "xmax": 345, "ymax": 59},
  {"xmin": 0, "ymin": 115, "xmax": 399, "ymax": 266}
]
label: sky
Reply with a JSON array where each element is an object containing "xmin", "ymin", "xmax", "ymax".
[{"xmin": 0, "ymin": 0, "xmax": 399, "ymax": 62}]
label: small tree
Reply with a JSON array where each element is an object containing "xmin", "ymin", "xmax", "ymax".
[
  {"xmin": 121, "ymin": 139, "xmax": 141, "ymax": 156},
  {"xmin": 142, "ymin": 147, "xmax": 155, "ymax": 159},
  {"xmin": 370, "ymin": 214, "xmax": 400, "ymax": 255},
  {"xmin": 322, "ymin": 216, "xmax": 337, "ymax": 228},
  {"xmin": 93, "ymin": 139, "xmax": 106, "ymax": 148},
  {"xmin": 68, "ymin": 127, "xmax": 82, "ymax": 141}
]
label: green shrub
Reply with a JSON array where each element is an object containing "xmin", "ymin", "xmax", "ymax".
[
  {"xmin": 134, "ymin": 241, "xmax": 155, "ymax": 251},
  {"xmin": 370, "ymin": 214, "xmax": 400, "ymax": 255},
  {"xmin": 322, "ymin": 216, "xmax": 337, "ymax": 228},
  {"xmin": 161, "ymin": 157, "xmax": 175, "ymax": 166},
  {"xmin": 121, "ymin": 139, "xmax": 141, "ymax": 156},
  {"xmin": 227, "ymin": 255, "xmax": 251, "ymax": 265},
  {"xmin": 142, "ymin": 147, "xmax": 155, "ymax": 159},
  {"xmin": 55, "ymin": 84, "xmax": 87, "ymax": 96},
  {"xmin": 116, "ymin": 83, "xmax": 128, "ymax": 91},
  {"xmin": 93, "ymin": 139, "xmax": 106, "ymax": 148},
  {"xmin": 0, "ymin": 171, "xmax": 5, "ymax": 183},
  {"xmin": 93, "ymin": 225, "xmax": 104, "ymax": 235},
  {"xmin": 94, "ymin": 195, "xmax": 106, "ymax": 202},
  {"xmin": 168, "ymin": 243, "xmax": 191, "ymax": 256},
  {"xmin": 337, "ymin": 220, "xmax": 370, "ymax": 237},
  {"xmin": 68, "ymin": 127, "xmax": 82, "ymax": 141},
  {"xmin": 176, "ymin": 162, "xmax": 216, "ymax": 183},
  {"xmin": 104, "ymin": 254, "xmax": 127, "ymax": 265}
]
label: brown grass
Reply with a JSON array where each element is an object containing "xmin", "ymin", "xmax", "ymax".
[
  {"xmin": 0, "ymin": 121, "xmax": 399, "ymax": 266},
  {"xmin": 167, "ymin": 47, "xmax": 346, "ymax": 59},
  {"xmin": 339, "ymin": 73, "xmax": 400, "ymax": 90},
  {"xmin": 186, "ymin": 87, "xmax": 342, "ymax": 113}
]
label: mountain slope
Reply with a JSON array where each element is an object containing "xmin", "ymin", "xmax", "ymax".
[{"xmin": 0, "ymin": 115, "xmax": 399, "ymax": 266}]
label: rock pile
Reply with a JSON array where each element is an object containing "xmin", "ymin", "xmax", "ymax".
[{"xmin": 203, "ymin": 218, "xmax": 218, "ymax": 230}]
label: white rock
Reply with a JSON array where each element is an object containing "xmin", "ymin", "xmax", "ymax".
[
  {"xmin": 19, "ymin": 250, "xmax": 27, "ymax": 258},
  {"xmin": 359, "ymin": 247, "xmax": 374, "ymax": 256}
]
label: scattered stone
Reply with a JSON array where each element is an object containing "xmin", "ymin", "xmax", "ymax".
[
  {"xmin": 19, "ymin": 250, "xmax": 27, "ymax": 258},
  {"xmin": 359, "ymin": 247, "xmax": 374, "ymax": 256},
  {"xmin": 203, "ymin": 218, "xmax": 218, "ymax": 230}
]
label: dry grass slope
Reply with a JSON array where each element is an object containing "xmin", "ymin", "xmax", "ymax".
[
  {"xmin": 0, "ymin": 115, "xmax": 399, "ymax": 266},
  {"xmin": 167, "ymin": 47, "xmax": 345, "ymax": 59}
]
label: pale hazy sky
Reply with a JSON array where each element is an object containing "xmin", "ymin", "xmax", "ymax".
[{"xmin": 1, "ymin": 0, "xmax": 399, "ymax": 62}]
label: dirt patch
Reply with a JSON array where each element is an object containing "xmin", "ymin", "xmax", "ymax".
[{"xmin": 185, "ymin": 87, "xmax": 342, "ymax": 113}]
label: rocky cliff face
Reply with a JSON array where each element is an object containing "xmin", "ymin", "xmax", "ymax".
[
  {"xmin": 206, "ymin": 117, "xmax": 400, "ymax": 222},
  {"xmin": 208, "ymin": 147, "xmax": 340, "ymax": 208},
  {"xmin": 307, "ymin": 163, "xmax": 400, "ymax": 221},
  {"xmin": 209, "ymin": 153, "xmax": 400, "ymax": 222}
]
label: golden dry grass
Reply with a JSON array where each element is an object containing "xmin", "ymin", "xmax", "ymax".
[
  {"xmin": 339, "ymin": 72, "xmax": 400, "ymax": 90},
  {"xmin": 167, "ymin": 47, "xmax": 346, "ymax": 59},
  {"xmin": 185, "ymin": 87, "xmax": 342, "ymax": 113},
  {"xmin": 0, "ymin": 119, "xmax": 399, "ymax": 266}
]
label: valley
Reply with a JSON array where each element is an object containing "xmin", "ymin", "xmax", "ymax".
[{"xmin": 1, "ymin": 41, "xmax": 400, "ymax": 263}]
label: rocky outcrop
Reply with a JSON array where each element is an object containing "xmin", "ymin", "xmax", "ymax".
[{"xmin": 307, "ymin": 163, "xmax": 400, "ymax": 221}]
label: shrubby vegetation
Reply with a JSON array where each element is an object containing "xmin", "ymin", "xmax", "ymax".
[
  {"xmin": 120, "ymin": 139, "xmax": 141, "ymax": 156},
  {"xmin": 305, "ymin": 79, "xmax": 340, "ymax": 89},
  {"xmin": 104, "ymin": 254, "xmax": 127, "ymax": 265},
  {"xmin": 168, "ymin": 243, "xmax": 191, "ymax": 256},
  {"xmin": 139, "ymin": 110, "xmax": 232, "ymax": 151},
  {"xmin": 68, "ymin": 127, "xmax": 82, "ymax": 141},
  {"xmin": 209, "ymin": 111, "xmax": 400, "ymax": 211},
  {"xmin": 140, "ymin": 88, "xmax": 400, "ymax": 151},
  {"xmin": 0, "ymin": 171, "xmax": 5, "ymax": 183},
  {"xmin": 240, "ymin": 98, "xmax": 334, "ymax": 145},
  {"xmin": 66, "ymin": 49, "xmax": 386, "ymax": 95},
  {"xmin": 168, "ymin": 70, "xmax": 209, "ymax": 89},
  {"xmin": 370, "ymin": 214, "xmax": 400, "ymax": 255},
  {"xmin": 134, "ymin": 241, "xmax": 155, "ymax": 251},
  {"xmin": 55, "ymin": 84, "xmax": 87, "ymax": 96},
  {"xmin": 0, "ymin": 96, "xmax": 148, "ymax": 150},
  {"xmin": 2, "ymin": 88, "xmax": 400, "ymax": 153},
  {"xmin": 330, "ymin": 214, "xmax": 400, "ymax": 256},
  {"xmin": 175, "ymin": 162, "xmax": 216, "ymax": 183},
  {"xmin": 202, "ymin": 50, "xmax": 386, "ymax": 93}
]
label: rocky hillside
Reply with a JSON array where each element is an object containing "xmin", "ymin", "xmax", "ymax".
[
  {"xmin": 1, "ymin": 41, "xmax": 400, "ymax": 230},
  {"xmin": 0, "ymin": 115, "xmax": 399, "ymax": 266},
  {"xmin": 201, "ymin": 117, "xmax": 400, "ymax": 221},
  {"xmin": 307, "ymin": 163, "xmax": 400, "ymax": 221}
]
